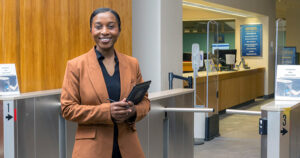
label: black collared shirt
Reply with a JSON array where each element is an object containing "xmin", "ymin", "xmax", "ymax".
[{"xmin": 95, "ymin": 47, "xmax": 122, "ymax": 158}]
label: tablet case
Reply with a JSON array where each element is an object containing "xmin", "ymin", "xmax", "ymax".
[{"xmin": 126, "ymin": 80, "xmax": 151, "ymax": 104}]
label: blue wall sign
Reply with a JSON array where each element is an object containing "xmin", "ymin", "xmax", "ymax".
[
  {"xmin": 278, "ymin": 47, "xmax": 296, "ymax": 65},
  {"xmin": 240, "ymin": 24, "xmax": 262, "ymax": 56}
]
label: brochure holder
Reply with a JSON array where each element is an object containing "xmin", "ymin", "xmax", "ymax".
[{"xmin": 0, "ymin": 64, "xmax": 20, "ymax": 96}]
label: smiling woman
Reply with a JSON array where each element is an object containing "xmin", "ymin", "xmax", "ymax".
[
  {"xmin": 90, "ymin": 8, "xmax": 121, "ymax": 56},
  {"xmin": 60, "ymin": 8, "xmax": 150, "ymax": 158}
]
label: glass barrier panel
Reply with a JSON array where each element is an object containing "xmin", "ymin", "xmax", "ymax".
[
  {"xmin": 275, "ymin": 19, "xmax": 300, "ymax": 100},
  {"xmin": 203, "ymin": 20, "xmax": 219, "ymax": 140}
]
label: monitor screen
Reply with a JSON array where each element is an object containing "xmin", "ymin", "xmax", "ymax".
[
  {"xmin": 212, "ymin": 43, "xmax": 230, "ymax": 55},
  {"xmin": 183, "ymin": 53, "xmax": 191, "ymax": 61},
  {"xmin": 216, "ymin": 49, "xmax": 237, "ymax": 66}
]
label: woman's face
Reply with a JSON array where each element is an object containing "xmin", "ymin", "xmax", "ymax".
[{"xmin": 91, "ymin": 12, "xmax": 120, "ymax": 52}]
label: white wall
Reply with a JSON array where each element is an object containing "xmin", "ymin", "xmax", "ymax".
[
  {"xmin": 133, "ymin": 0, "xmax": 275, "ymax": 95},
  {"xmin": 182, "ymin": 5, "xmax": 240, "ymax": 20},
  {"xmin": 286, "ymin": 3, "xmax": 300, "ymax": 50},
  {"xmin": 184, "ymin": 0, "xmax": 275, "ymax": 95},
  {"xmin": 203, "ymin": 0, "xmax": 274, "ymax": 16},
  {"xmin": 203, "ymin": 0, "xmax": 276, "ymax": 95},
  {"xmin": 161, "ymin": 0, "xmax": 183, "ymax": 90},
  {"xmin": 132, "ymin": 0, "xmax": 182, "ymax": 92},
  {"xmin": 235, "ymin": 17, "xmax": 272, "ymax": 95},
  {"xmin": 132, "ymin": 0, "xmax": 161, "ymax": 92},
  {"xmin": 182, "ymin": 8, "xmax": 274, "ymax": 95}
]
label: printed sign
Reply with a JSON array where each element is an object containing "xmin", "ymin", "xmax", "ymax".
[
  {"xmin": 192, "ymin": 43, "xmax": 204, "ymax": 69},
  {"xmin": 3, "ymin": 100, "xmax": 15, "ymax": 157},
  {"xmin": 275, "ymin": 65, "xmax": 300, "ymax": 100},
  {"xmin": 278, "ymin": 47, "xmax": 296, "ymax": 65},
  {"xmin": 280, "ymin": 108, "xmax": 290, "ymax": 157},
  {"xmin": 0, "ymin": 64, "xmax": 20, "ymax": 96},
  {"xmin": 240, "ymin": 24, "xmax": 262, "ymax": 56}
]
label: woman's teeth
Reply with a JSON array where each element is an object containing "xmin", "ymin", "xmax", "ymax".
[{"xmin": 100, "ymin": 38, "xmax": 110, "ymax": 42}]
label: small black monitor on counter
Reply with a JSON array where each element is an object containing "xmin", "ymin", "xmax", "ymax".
[
  {"xmin": 183, "ymin": 53, "xmax": 191, "ymax": 61},
  {"xmin": 215, "ymin": 49, "xmax": 237, "ymax": 70}
]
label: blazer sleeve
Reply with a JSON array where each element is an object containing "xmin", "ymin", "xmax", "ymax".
[
  {"xmin": 134, "ymin": 60, "xmax": 151, "ymax": 122},
  {"xmin": 60, "ymin": 61, "xmax": 113, "ymax": 125}
]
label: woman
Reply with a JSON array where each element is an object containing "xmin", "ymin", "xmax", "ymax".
[{"xmin": 61, "ymin": 8, "xmax": 150, "ymax": 158}]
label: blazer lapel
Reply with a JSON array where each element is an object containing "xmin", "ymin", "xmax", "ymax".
[
  {"xmin": 86, "ymin": 48, "xmax": 109, "ymax": 103},
  {"xmin": 117, "ymin": 52, "xmax": 132, "ymax": 100}
]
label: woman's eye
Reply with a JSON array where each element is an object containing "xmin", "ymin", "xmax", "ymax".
[
  {"xmin": 108, "ymin": 25, "xmax": 114, "ymax": 29},
  {"xmin": 95, "ymin": 25, "xmax": 102, "ymax": 29}
]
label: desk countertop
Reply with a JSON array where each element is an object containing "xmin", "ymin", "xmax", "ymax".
[{"xmin": 182, "ymin": 67, "xmax": 264, "ymax": 78}]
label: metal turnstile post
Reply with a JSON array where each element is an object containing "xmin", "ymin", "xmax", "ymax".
[{"xmin": 162, "ymin": 107, "xmax": 214, "ymax": 158}]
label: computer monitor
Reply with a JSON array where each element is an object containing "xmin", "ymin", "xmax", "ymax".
[
  {"xmin": 183, "ymin": 53, "xmax": 191, "ymax": 61},
  {"xmin": 215, "ymin": 49, "xmax": 237, "ymax": 68}
]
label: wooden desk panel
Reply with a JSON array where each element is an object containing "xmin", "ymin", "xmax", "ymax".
[
  {"xmin": 219, "ymin": 77, "xmax": 240, "ymax": 110},
  {"xmin": 183, "ymin": 68, "xmax": 265, "ymax": 112},
  {"xmin": 194, "ymin": 77, "xmax": 218, "ymax": 116},
  {"xmin": 183, "ymin": 62, "xmax": 193, "ymax": 72},
  {"xmin": 256, "ymin": 70, "xmax": 265, "ymax": 97}
]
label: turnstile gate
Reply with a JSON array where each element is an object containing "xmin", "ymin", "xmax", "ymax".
[
  {"xmin": 226, "ymin": 100, "xmax": 300, "ymax": 158},
  {"xmin": 0, "ymin": 88, "xmax": 213, "ymax": 158}
]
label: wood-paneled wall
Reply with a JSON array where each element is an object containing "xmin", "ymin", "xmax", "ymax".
[{"xmin": 1, "ymin": 0, "xmax": 132, "ymax": 93}]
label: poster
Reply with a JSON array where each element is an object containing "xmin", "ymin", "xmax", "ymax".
[
  {"xmin": 0, "ymin": 64, "xmax": 20, "ymax": 96},
  {"xmin": 240, "ymin": 24, "xmax": 262, "ymax": 56},
  {"xmin": 277, "ymin": 47, "xmax": 296, "ymax": 65},
  {"xmin": 275, "ymin": 65, "xmax": 300, "ymax": 100}
]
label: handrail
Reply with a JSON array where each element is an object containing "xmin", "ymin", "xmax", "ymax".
[
  {"xmin": 168, "ymin": 72, "xmax": 193, "ymax": 89},
  {"xmin": 160, "ymin": 107, "xmax": 214, "ymax": 113},
  {"xmin": 226, "ymin": 109, "xmax": 261, "ymax": 116}
]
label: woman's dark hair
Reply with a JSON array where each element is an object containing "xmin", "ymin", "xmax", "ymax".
[{"xmin": 90, "ymin": 8, "xmax": 121, "ymax": 32}]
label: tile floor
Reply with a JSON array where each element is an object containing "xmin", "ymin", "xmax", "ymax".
[{"xmin": 194, "ymin": 98, "xmax": 274, "ymax": 158}]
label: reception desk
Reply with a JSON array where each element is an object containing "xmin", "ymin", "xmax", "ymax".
[{"xmin": 183, "ymin": 67, "xmax": 265, "ymax": 112}]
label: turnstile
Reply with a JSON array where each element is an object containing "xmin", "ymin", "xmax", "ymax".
[
  {"xmin": 226, "ymin": 100, "xmax": 300, "ymax": 158},
  {"xmin": 65, "ymin": 88, "xmax": 213, "ymax": 158},
  {"xmin": 0, "ymin": 90, "xmax": 62, "ymax": 158},
  {"xmin": 0, "ymin": 88, "xmax": 212, "ymax": 158},
  {"xmin": 260, "ymin": 101, "xmax": 300, "ymax": 158}
]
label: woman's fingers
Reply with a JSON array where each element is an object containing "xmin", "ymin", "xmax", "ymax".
[
  {"xmin": 112, "ymin": 109, "xmax": 129, "ymax": 116},
  {"xmin": 110, "ymin": 99, "xmax": 136, "ymax": 123},
  {"xmin": 127, "ymin": 101, "xmax": 134, "ymax": 107},
  {"xmin": 112, "ymin": 105, "xmax": 128, "ymax": 111},
  {"xmin": 111, "ymin": 100, "xmax": 128, "ymax": 107}
]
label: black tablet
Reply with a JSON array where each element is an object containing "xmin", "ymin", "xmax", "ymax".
[{"xmin": 126, "ymin": 80, "xmax": 151, "ymax": 105}]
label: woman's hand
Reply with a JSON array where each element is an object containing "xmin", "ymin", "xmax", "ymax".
[
  {"xmin": 110, "ymin": 98, "xmax": 136, "ymax": 123},
  {"xmin": 127, "ymin": 100, "xmax": 136, "ymax": 120}
]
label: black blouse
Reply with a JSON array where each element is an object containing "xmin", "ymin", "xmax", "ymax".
[{"xmin": 95, "ymin": 47, "xmax": 122, "ymax": 158}]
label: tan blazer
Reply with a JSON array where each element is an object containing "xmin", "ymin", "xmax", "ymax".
[{"xmin": 61, "ymin": 48, "xmax": 150, "ymax": 158}]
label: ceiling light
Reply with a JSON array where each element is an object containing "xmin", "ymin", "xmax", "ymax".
[{"xmin": 183, "ymin": 1, "xmax": 251, "ymax": 18}]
